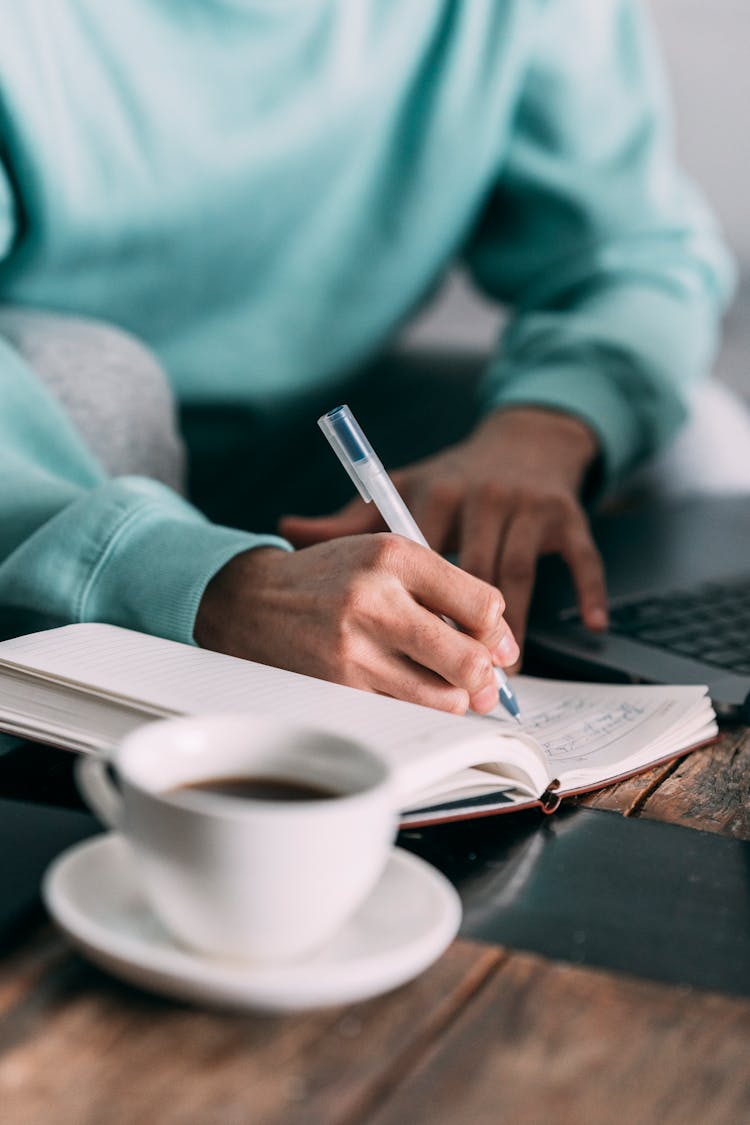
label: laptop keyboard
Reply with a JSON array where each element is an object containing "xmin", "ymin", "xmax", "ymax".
[{"xmin": 599, "ymin": 577, "xmax": 750, "ymax": 674}]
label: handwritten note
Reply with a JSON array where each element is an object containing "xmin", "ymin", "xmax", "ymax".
[{"xmin": 504, "ymin": 678, "xmax": 712, "ymax": 783}]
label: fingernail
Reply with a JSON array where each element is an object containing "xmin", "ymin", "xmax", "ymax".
[
  {"xmin": 587, "ymin": 608, "xmax": 608, "ymax": 631},
  {"xmin": 473, "ymin": 683, "xmax": 499, "ymax": 714},
  {"xmin": 494, "ymin": 631, "xmax": 520, "ymax": 666}
]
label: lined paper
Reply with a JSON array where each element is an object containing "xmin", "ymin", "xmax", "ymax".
[{"xmin": 0, "ymin": 625, "xmax": 547, "ymax": 800}]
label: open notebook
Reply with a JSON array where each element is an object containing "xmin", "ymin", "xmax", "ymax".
[{"xmin": 0, "ymin": 624, "xmax": 717, "ymax": 826}]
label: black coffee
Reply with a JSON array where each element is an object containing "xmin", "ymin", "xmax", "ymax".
[{"xmin": 170, "ymin": 775, "xmax": 343, "ymax": 802}]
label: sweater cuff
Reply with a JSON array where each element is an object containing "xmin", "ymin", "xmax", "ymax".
[
  {"xmin": 81, "ymin": 500, "xmax": 291, "ymax": 646},
  {"xmin": 480, "ymin": 360, "xmax": 653, "ymax": 491}
]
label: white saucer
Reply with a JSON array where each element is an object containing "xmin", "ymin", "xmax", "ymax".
[{"xmin": 42, "ymin": 834, "xmax": 461, "ymax": 1013}]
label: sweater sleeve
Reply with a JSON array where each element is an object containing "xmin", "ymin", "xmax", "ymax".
[
  {"xmin": 464, "ymin": 0, "xmax": 735, "ymax": 492},
  {"xmin": 0, "ymin": 181, "xmax": 289, "ymax": 644}
]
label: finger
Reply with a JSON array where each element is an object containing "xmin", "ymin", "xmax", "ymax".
[
  {"xmin": 367, "ymin": 653, "xmax": 471, "ymax": 715},
  {"xmin": 407, "ymin": 480, "xmax": 462, "ymax": 554},
  {"xmin": 457, "ymin": 490, "xmax": 520, "ymax": 668},
  {"xmin": 559, "ymin": 519, "xmax": 609, "ymax": 631},
  {"xmin": 315, "ymin": 623, "xmax": 472, "ymax": 714},
  {"xmin": 496, "ymin": 514, "xmax": 546, "ymax": 661},
  {"xmin": 279, "ymin": 499, "xmax": 384, "ymax": 546},
  {"xmin": 391, "ymin": 538, "xmax": 514, "ymax": 650},
  {"xmin": 389, "ymin": 599, "xmax": 501, "ymax": 714},
  {"xmin": 457, "ymin": 485, "xmax": 513, "ymax": 586}
]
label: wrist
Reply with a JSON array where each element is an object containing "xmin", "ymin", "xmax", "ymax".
[
  {"xmin": 194, "ymin": 547, "xmax": 287, "ymax": 651},
  {"xmin": 479, "ymin": 406, "xmax": 600, "ymax": 492}
]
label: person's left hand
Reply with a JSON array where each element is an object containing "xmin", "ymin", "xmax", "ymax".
[{"xmin": 279, "ymin": 406, "xmax": 609, "ymax": 664}]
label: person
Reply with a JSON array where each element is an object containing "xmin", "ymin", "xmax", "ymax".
[{"xmin": 0, "ymin": 1, "xmax": 743, "ymax": 717}]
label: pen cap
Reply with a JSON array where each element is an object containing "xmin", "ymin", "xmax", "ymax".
[{"xmin": 318, "ymin": 405, "xmax": 384, "ymax": 503}]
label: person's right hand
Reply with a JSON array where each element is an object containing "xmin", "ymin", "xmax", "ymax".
[{"xmin": 194, "ymin": 535, "xmax": 519, "ymax": 715}]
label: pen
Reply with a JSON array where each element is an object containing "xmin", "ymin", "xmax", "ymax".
[{"xmin": 318, "ymin": 404, "xmax": 522, "ymax": 723}]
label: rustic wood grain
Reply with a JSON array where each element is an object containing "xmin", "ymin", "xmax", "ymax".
[
  {"xmin": 0, "ymin": 937, "xmax": 502, "ymax": 1125},
  {"xmin": 635, "ymin": 728, "xmax": 750, "ymax": 839},
  {"xmin": 578, "ymin": 755, "xmax": 685, "ymax": 816},
  {"xmin": 579, "ymin": 727, "xmax": 750, "ymax": 840},
  {"xmin": 367, "ymin": 950, "xmax": 750, "ymax": 1125}
]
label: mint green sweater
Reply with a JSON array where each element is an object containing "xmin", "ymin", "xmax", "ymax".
[{"xmin": 0, "ymin": 1, "xmax": 733, "ymax": 644}]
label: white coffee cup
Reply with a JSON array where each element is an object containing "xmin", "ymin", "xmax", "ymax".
[{"xmin": 76, "ymin": 714, "xmax": 397, "ymax": 961}]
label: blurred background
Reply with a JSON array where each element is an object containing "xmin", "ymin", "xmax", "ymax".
[{"xmin": 404, "ymin": 0, "xmax": 749, "ymax": 400}]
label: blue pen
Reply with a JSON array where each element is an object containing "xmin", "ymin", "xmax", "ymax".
[{"xmin": 318, "ymin": 404, "xmax": 522, "ymax": 723}]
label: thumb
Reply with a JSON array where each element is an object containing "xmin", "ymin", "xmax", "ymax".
[{"xmin": 279, "ymin": 500, "xmax": 384, "ymax": 546}]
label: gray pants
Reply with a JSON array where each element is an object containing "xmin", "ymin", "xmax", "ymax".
[
  {"xmin": 0, "ymin": 307, "xmax": 187, "ymax": 493},
  {"xmin": 3, "ymin": 307, "xmax": 750, "ymax": 530}
]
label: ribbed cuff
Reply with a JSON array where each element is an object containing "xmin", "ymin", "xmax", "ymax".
[{"xmin": 80, "ymin": 488, "xmax": 292, "ymax": 646}]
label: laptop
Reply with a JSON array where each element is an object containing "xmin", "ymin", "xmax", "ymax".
[{"xmin": 527, "ymin": 495, "xmax": 750, "ymax": 720}]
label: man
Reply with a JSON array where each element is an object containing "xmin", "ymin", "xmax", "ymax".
[{"xmin": 0, "ymin": 1, "xmax": 740, "ymax": 715}]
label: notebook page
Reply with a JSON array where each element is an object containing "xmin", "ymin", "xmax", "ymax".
[
  {"xmin": 0, "ymin": 668, "xmax": 162, "ymax": 750},
  {"xmin": 0, "ymin": 625, "xmax": 549, "ymax": 800},
  {"xmin": 506, "ymin": 676, "xmax": 716, "ymax": 789}
]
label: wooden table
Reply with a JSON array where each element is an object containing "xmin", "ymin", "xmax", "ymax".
[{"xmin": 0, "ymin": 731, "xmax": 749, "ymax": 1125}]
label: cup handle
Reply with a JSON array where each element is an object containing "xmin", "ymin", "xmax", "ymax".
[{"xmin": 75, "ymin": 756, "xmax": 124, "ymax": 830}]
